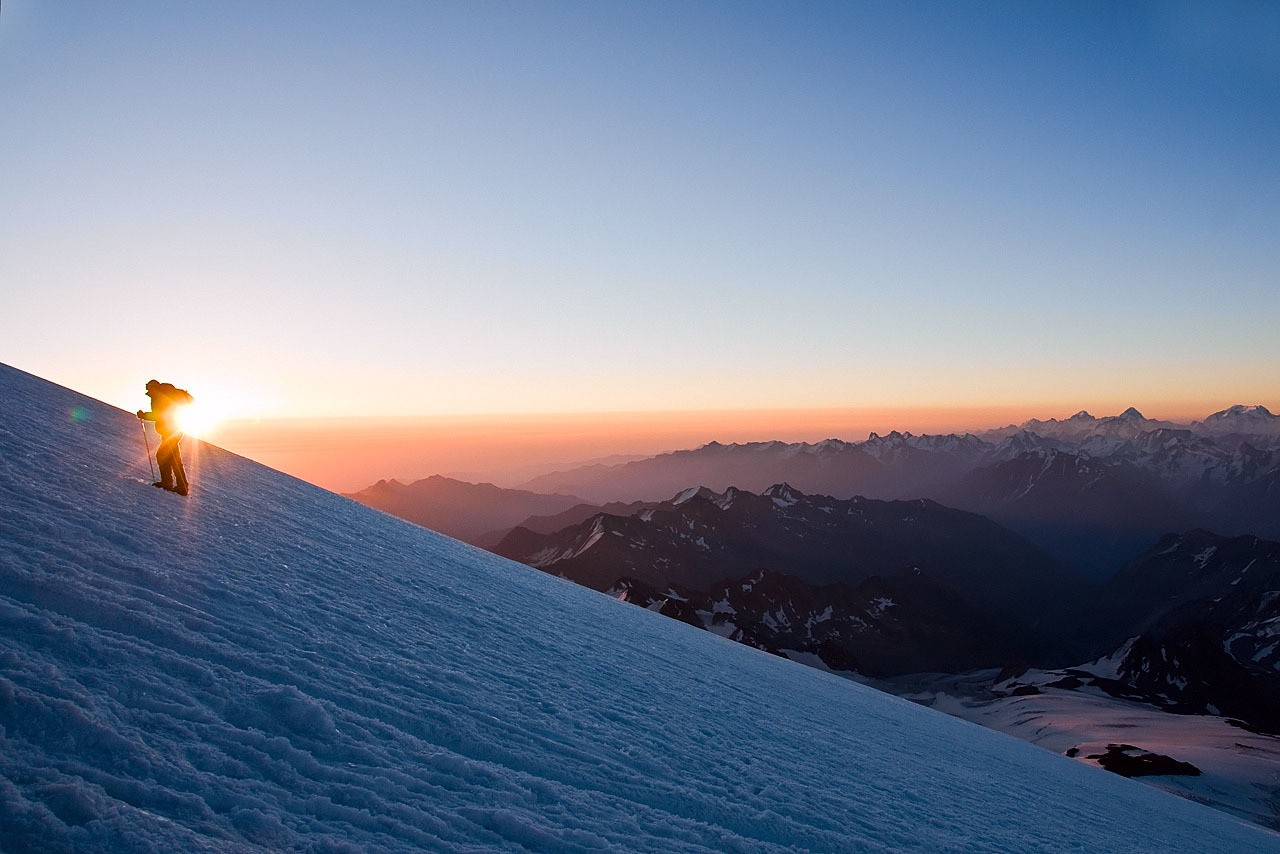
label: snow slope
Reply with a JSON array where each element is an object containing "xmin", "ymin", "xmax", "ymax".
[
  {"xmin": 1, "ymin": 363, "xmax": 1275, "ymax": 852},
  {"xmin": 879, "ymin": 667, "xmax": 1280, "ymax": 830}
]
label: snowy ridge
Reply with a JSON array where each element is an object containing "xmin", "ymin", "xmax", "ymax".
[
  {"xmin": 1196, "ymin": 405, "xmax": 1280, "ymax": 437},
  {"xmin": 861, "ymin": 430, "xmax": 989, "ymax": 461},
  {"xmin": 1, "ymin": 363, "xmax": 1276, "ymax": 851}
]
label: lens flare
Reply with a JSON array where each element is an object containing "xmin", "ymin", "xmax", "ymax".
[{"xmin": 174, "ymin": 401, "xmax": 220, "ymax": 438}]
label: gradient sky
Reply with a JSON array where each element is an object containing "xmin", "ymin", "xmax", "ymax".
[{"xmin": 3, "ymin": 1, "xmax": 1277, "ymax": 425}]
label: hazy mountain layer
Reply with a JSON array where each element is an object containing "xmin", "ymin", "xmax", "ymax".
[
  {"xmin": 345, "ymin": 475, "xmax": 584, "ymax": 547},
  {"xmin": 506, "ymin": 407, "xmax": 1279, "ymax": 576}
]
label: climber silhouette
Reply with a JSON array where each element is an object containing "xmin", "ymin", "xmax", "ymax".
[{"xmin": 137, "ymin": 380, "xmax": 193, "ymax": 496}]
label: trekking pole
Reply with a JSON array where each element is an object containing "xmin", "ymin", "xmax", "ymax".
[{"xmin": 140, "ymin": 419, "xmax": 156, "ymax": 481}]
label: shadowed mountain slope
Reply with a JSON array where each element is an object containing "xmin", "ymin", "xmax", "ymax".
[
  {"xmin": 345, "ymin": 475, "xmax": 584, "ymax": 547},
  {"xmin": 497, "ymin": 483, "xmax": 1079, "ymax": 620}
]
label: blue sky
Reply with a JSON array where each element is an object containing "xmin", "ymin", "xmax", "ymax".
[{"xmin": 2, "ymin": 1, "xmax": 1277, "ymax": 419}]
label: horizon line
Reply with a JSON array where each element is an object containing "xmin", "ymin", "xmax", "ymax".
[{"xmin": 219, "ymin": 400, "xmax": 1274, "ymax": 427}]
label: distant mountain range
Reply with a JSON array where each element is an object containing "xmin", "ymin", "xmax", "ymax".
[
  {"xmin": 344, "ymin": 475, "xmax": 585, "ymax": 547},
  {"xmin": 493, "ymin": 482, "xmax": 1084, "ymax": 675},
  {"xmin": 347, "ymin": 406, "xmax": 1279, "ymax": 561},
  {"xmin": 508, "ymin": 405, "xmax": 1280, "ymax": 576},
  {"xmin": 494, "ymin": 483, "xmax": 1074, "ymax": 616},
  {"xmin": 517, "ymin": 405, "xmax": 1277, "ymax": 498}
]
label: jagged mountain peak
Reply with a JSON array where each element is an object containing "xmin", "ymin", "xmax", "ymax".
[
  {"xmin": 763, "ymin": 482, "xmax": 802, "ymax": 503},
  {"xmin": 1196, "ymin": 405, "xmax": 1280, "ymax": 439},
  {"xmin": 671, "ymin": 485, "xmax": 722, "ymax": 505},
  {"xmin": 989, "ymin": 430, "xmax": 1061, "ymax": 457},
  {"xmin": 1208, "ymin": 404, "xmax": 1275, "ymax": 419},
  {"xmin": 867, "ymin": 430, "xmax": 910, "ymax": 442},
  {"xmin": 988, "ymin": 406, "xmax": 1179, "ymax": 444},
  {"xmin": 863, "ymin": 431, "xmax": 985, "ymax": 449}
]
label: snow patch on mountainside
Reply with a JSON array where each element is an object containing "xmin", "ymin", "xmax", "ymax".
[
  {"xmin": 879, "ymin": 669, "xmax": 1280, "ymax": 831},
  {"xmin": 1194, "ymin": 546, "xmax": 1218, "ymax": 568}
]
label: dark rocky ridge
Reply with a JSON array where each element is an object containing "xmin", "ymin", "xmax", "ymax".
[
  {"xmin": 495, "ymin": 483, "xmax": 1079, "ymax": 624},
  {"xmin": 611, "ymin": 568, "xmax": 1034, "ymax": 677}
]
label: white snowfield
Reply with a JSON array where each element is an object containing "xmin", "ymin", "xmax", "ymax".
[
  {"xmin": 878, "ymin": 667, "xmax": 1280, "ymax": 830},
  {"xmin": 1, "ymin": 364, "xmax": 1276, "ymax": 853}
]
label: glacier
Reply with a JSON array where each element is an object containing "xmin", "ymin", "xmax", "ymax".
[{"xmin": 0, "ymin": 363, "xmax": 1275, "ymax": 852}]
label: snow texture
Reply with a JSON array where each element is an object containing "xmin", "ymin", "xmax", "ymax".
[
  {"xmin": 1, "ymin": 363, "xmax": 1276, "ymax": 852},
  {"xmin": 889, "ymin": 669, "xmax": 1280, "ymax": 831}
]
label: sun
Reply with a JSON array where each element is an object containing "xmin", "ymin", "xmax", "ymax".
[
  {"xmin": 174, "ymin": 399, "xmax": 222, "ymax": 438},
  {"xmin": 159, "ymin": 380, "xmax": 266, "ymax": 439}
]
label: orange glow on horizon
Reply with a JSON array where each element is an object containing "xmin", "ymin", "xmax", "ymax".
[{"xmin": 207, "ymin": 399, "xmax": 1267, "ymax": 494}]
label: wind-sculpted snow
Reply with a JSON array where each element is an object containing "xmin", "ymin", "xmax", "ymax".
[{"xmin": 0, "ymin": 363, "xmax": 1275, "ymax": 852}]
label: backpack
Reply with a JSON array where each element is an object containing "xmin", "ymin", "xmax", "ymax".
[{"xmin": 157, "ymin": 383, "xmax": 194, "ymax": 406}]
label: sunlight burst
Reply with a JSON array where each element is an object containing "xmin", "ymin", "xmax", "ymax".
[
  {"xmin": 167, "ymin": 382, "xmax": 261, "ymax": 438},
  {"xmin": 174, "ymin": 401, "xmax": 220, "ymax": 438}
]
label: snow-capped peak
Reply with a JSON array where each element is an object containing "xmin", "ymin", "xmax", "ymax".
[
  {"xmin": 861, "ymin": 431, "xmax": 989, "ymax": 458},
  {"xmin": 672, "ymin": 485, "xmax": 720, "ymax": 505},
  {"xmin": 1191, "ymin": 404, "xmax": 1280, "ymax": 440},
  {"xmin": 1208, "ymin": 404, "xmax": 1275, "ymax": 420},
  {"xmin": 986, "ymin": 430, "xmax": 1063, "ymax": 462},
  {"xmin": 763, "ymin": 482, "xmax": 802, "ymax": 506}
]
